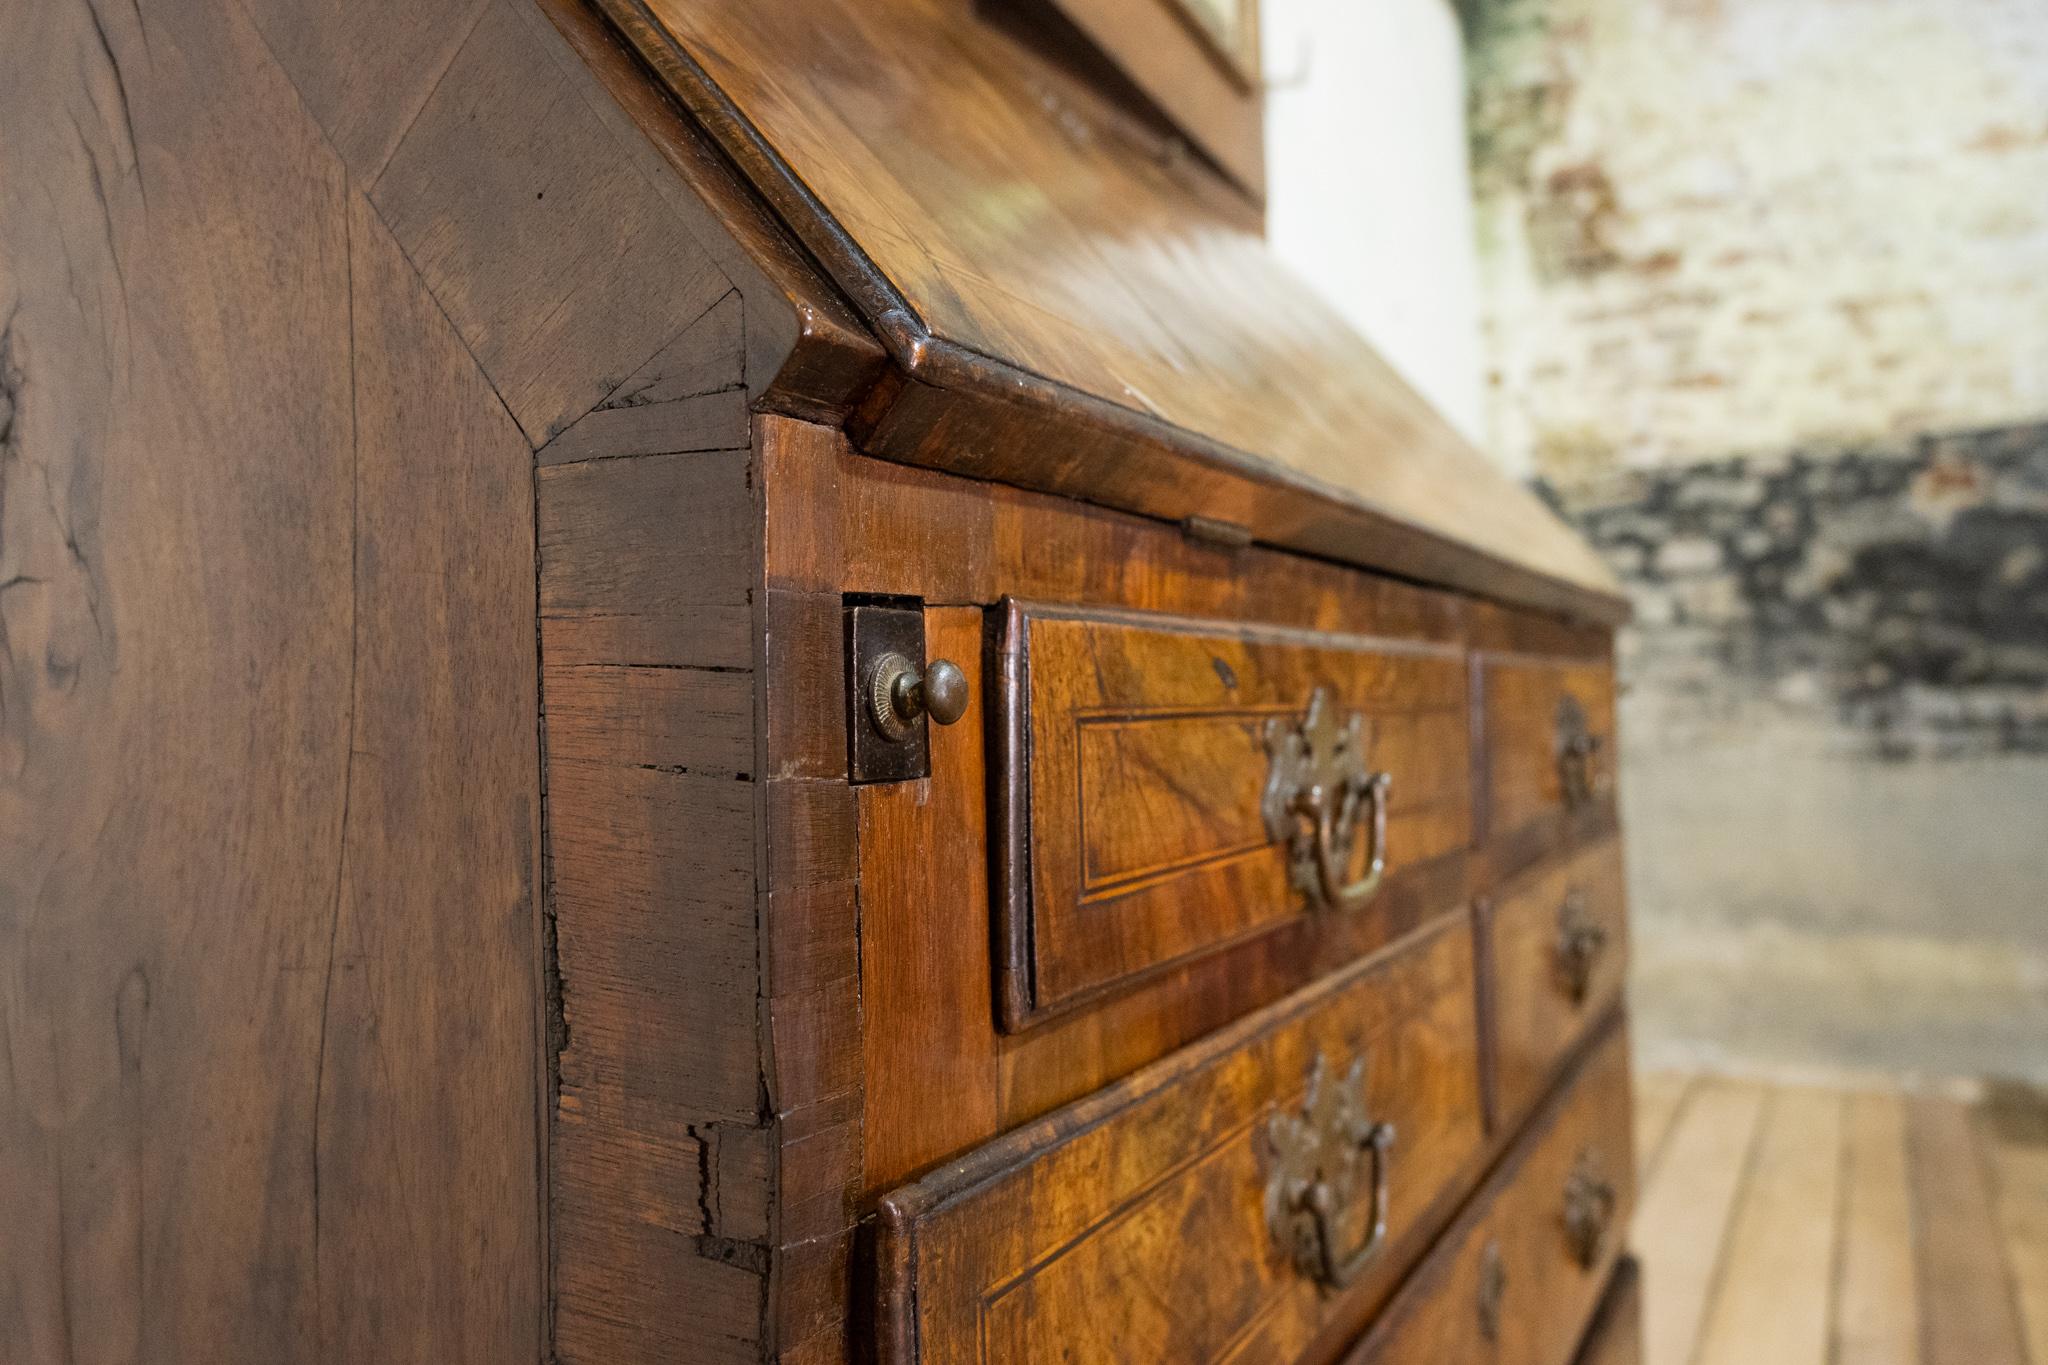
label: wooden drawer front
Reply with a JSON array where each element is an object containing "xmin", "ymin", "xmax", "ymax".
[
  {"xmin": 1492, "ymin": 1021, "xmax": 1635, "ymax": 1365},
  {"xmin": 1478, "ymin": 657, "xmax": 1615, "ymax": 863},
  {"xmin": 1488, "ymin": 840, "xmax": 1630, "ymax": 1125},
  {"xmin": 996, "ymin": 600, "xmax": 1471, "ymax": 1025},
  {"xmin": 1349, "ymin": 1020, "xmax": 1636, "ymax": 1365},
  {"xmin": 875, "ymin": 918, "xmax": 1486, "ymax": 1365}
]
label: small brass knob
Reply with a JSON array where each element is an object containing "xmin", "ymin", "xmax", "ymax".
[
  {"xmin": 916, "ymin": 659, "xmax": 970, "ymax": 725},
  {"xmin": 868, "ymin": 653, "xmax": 969, "ymax": 739}
]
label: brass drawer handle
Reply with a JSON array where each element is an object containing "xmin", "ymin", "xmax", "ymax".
[
  {"xmin": 1562, "ymin": 1150, "xmax": 1617, "ymax": 1269},
  {"xmin": 1262, "ymin": 687, "xmax": 1393, "ymax": 912},
  {"xmin": 1555, "ymin": 694, "xmax": 1605, "ymax": 810},
  {"xmin": 1266, "ymin": 1052, "xmax": 1397, "ymax": 1290},
  {"xmin": 1554, "ymin": 891, "xmax": 1608, "ymax": 1004}
]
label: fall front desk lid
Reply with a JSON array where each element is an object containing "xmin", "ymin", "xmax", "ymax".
[{"xmin": 589, "ymin": 0, "xmax": 1626, "ymax": 623}]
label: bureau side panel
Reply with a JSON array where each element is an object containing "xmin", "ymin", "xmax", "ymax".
[{"xmin": 0, "ymin": 5, "xmax": 543, "ymax": 1359}]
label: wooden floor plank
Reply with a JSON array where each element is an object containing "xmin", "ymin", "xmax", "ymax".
[
  {"xmin": 1908, "ymin": 1095, "xmax": 2029, "ymax": 1365},
  {"xmin": 1978, "ymin": 1085, "xmax": 2048, "ymax": 1365},
  {"xmin": 1634, "ymin": 1072, "xmax": 1693, "ymax": 1184},
  {"xmin": 1694, "ymin": 1087, "xmax": 1844, "ymax": 1365},
  {"xmin": 1630, "ymin": 1079, "xmax": 1769, "ymax": 1365},
  {"xmin": 1833, "ymin": 1091, "xmax": 1920, "ymax": 1365}
]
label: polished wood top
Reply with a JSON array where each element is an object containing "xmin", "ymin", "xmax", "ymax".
[{"xmin": 595, "ymin": 0, "xmax": 1625, "ymax": 619}]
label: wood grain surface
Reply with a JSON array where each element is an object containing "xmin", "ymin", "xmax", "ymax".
[
  {"xmin": 0, "ymin": 1, "xmax": 898, "ymax": 1359},
  {"xmin": 762, "ymin": 417, "xmax": 1522, "ymax": 1160},
  {"xmin": 1022, "ymin": 0, "xmax": 1266, "ymax": 193},
  {"xmin": 1628, "ymin": 1074, "xmax": 2047, "ymax": 1365},
  {"xmin": 1909, "ymin": 1095, "xmax": 2031, "ymax": 1365},
  {"xmin": 1982, "ymin": 1085, "xmax": 2048, "ymax": 1365},
  {"xmin": 1491, "ymin": 1026, "xmax": 1637, "ymax": 1365},
  {"xmin": 858, "ymin": 610, "xmax": 1002, "ymax": 1191},
  {"xmin": 1477, "ymin": 655, "xmax": 1619, "ymax": 874},
  {"xmin": 1693, "ymin": 1088, "xmax": 1845, "ymax": 1365},
  {"xmin": 1575, "ymin": 1259, "xmax": 1645, "ymax": 1365},
  {"xmin": 1486, "ymin": 839, "xmax": 1630, "ymax": 1127},
  {"xmin": 1834, "ymin": 1092, "xmax": 1921, "ymax": 1365},
  {"xmin": 997, "ymin": 602, "xmax": 1472, "ymax": 1022},
  {"xmin": 1628, "ymin": 1079, "xmax": 1769, "ymax": 1365},
  {"xmin": 761, "ymin": 413, "xmax": 1467, "ymax": 644},
  {"xmin": 591, "ymin": 0, "xmax": 1627, "ymax": 624},
  {"xmin": 1344, "ymin": 1019, "xmax": 1635, "ymax": 1365},
  {"xmin": 876, "ymin": 917, "xmax": 1489, "ymax": 1365},
  {"xmin": 0, "ymin": 2, "xmax": 546, "ymax": 1357}
]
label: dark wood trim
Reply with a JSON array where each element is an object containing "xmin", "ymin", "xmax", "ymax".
[
  {"xmin": 1473, "ymin": 895, "xmax": 1503, "ymax": 1138},
  {"xmin": 991, "ymin": 598, "xmax": 1040, "ymax": 1031},
  {"xmin": 854, "ymin": 361, "xmax": 1634, "ymax": 625}
]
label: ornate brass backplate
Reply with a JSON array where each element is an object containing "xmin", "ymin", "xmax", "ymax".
[
  {"xmin": 1562, "ymin": 1148, "xmax": 1618, "ymax": 1269},
  {"xmin": 1554, "ymin": 694, "xmax": 1605, "ymax": 809},
  {"xmin": 1263, "ymin": 1052, "xmax": 1396, "ymax": 1291},
  {"xmin": 1261, "ymin": 687, "xmax": 1393, "ymax": 912},
  {"xmin": 1553, "ymin": 891, "xmax": 1609, "ymax": 1005}
]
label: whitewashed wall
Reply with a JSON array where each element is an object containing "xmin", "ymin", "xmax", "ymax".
[
  {"xmin": 1261, "ymin": 0, "xmax": 1489, "ymax": 443},
  {"xmin": 1466, "ymin": 0, "xmax": 2048, "ymax": 1083}
]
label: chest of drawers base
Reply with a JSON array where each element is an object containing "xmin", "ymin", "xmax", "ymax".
[
  {"xmin": 505, "ymin": 6, "xmax": 1638, "ymax": 1357},
  {"xmin": 740, "ymin": 424, "xmax": 1636, "ymax": 1362}
]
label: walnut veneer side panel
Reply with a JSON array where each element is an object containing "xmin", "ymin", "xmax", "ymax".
[
  {"xmin": 541, "ymin": 435, "xmax": 770, "ymax": 1363},
  {"xmin": 510, "ymin": 90, "xmax": 857, "ymax": 1365},
  {"xmin": 0, "ymin": 2, "xmax": 547, "ymax": 1357},
  {"xmin": 24, "ymin": 0, "xmax": 885, "ymax": 1358},
  {"xmin": 530, "ymin": 0, "xmax": 886, "ymax": 417}
]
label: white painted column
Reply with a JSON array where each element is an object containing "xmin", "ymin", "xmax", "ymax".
[{"xmin": 1261, "ymin": 0, "xmax": 1488, "ymax": 444}]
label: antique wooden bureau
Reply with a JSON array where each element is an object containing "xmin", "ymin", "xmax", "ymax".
[{"xmin": 3, "ymin": 0, "xmax": 1635, "ymax": 1361}]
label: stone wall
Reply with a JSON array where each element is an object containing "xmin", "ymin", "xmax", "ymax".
[
  {"xmin": 1464, "ymin": 0, "xmax": 2048, "ymax": 481},
  {"xmin": 1552, "ymin": 425, "xmax": 2048, "ymax": 763},
  {"xmin": 1465, "ymin": 0, "xmax": 2048, "ymax": 1080}
]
